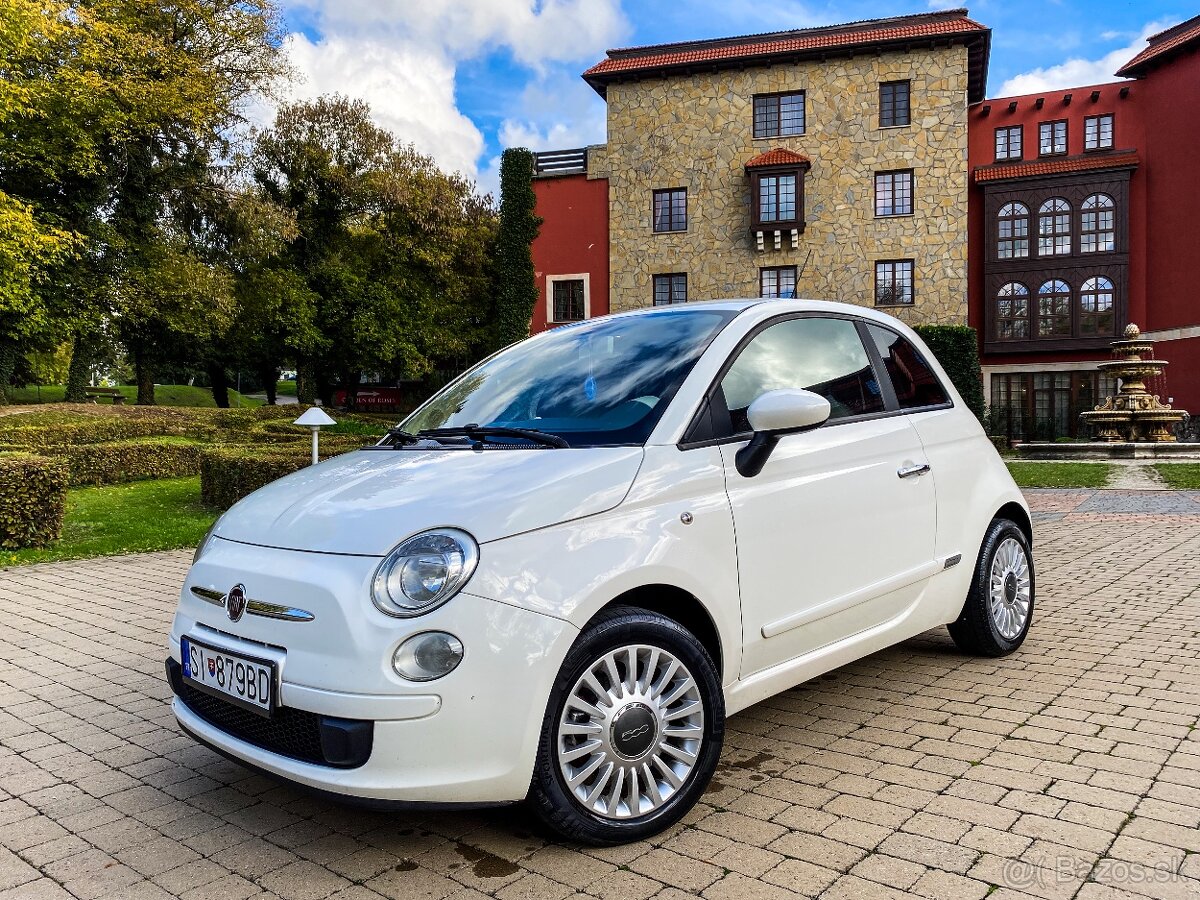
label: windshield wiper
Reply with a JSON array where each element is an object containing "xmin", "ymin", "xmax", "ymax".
[
  {"xmin": 377, "ymin": 427, "xmax": 421, "ymax": 446},
  {"xmin": 419, "ymin": 424, "xmax": 569, "ymax": 449}
]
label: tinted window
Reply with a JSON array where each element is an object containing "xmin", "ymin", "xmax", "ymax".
[
  {"xmin": 719, "ymin": 317, "xmax": 885, "ymax": 433},
  {"xmin": 865, "ymin": 324, "xmax": 949, "ymax": 410}
]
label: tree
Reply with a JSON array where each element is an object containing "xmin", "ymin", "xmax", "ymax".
[{"xmin": 492, "ymin": 148, "xmax": 541, "ymax": 350}]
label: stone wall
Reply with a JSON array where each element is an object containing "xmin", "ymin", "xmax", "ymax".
[{"xmin": 601, "ymin": 46, "xmax": 971, "ymax": 327}]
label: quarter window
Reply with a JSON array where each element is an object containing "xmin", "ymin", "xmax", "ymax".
[
  {"xmin": 875, "ymin": 260, "xmax": 914, "ymax": 306},
  {"xmin": 652, "ymin": 188, "xmax": 687, "ymax": 233},
  {"xmin": 997, "ymin": 202, "xmax": 1030, "ymax": 259},
  {"xmin": 1037, "ymin": 280, "xmax": 1072, "ymax": 336},
  {"xmin": 1038, "ymin": 198, "xmax": 1071, "ymax": 256},
  {"xmin": 879, "ymin": 81, "xmax": 911, "ymax": 127},
  {"xmin": 995, "ymin": 283, "xmax": 1030, "ymax": 340},
  {"xmin": 719, "ymin": 317, "xmax": 885, "ymax": 432},
  {"xmin": 875, "ymin": 170, "xmax": 914, "ymax": 217},
  {"xmin": 995, "ymin": 126, "xmax": 1023, "ymax": 161},
  {"xmin": 760, "ymin": 266, "xmax": 797, "ymax": 298},
  {"xmin": 1080, "ymin": 193, "xmax": 1115, "ymax": 253},
  {"xmin": 1039, "ymin": 120, "xmax": 1067, "ymax": 156},
  {"xmin": 653, "ymin": 273, "xmax": 687, "ymax": 306},
  {"xmin": 551, "ymin": 279, "xmax": 586, "ymax": 323},
  {"xmin": 753, "ymin": 92, "xmax": 805, "ymax": 138},
  {"xmin": 1084, "ymin": 114, "xmax": 1114, "ymax": 151},
  {"xmin": 865, "ymin": 324, "xmax": 949, "ymax": 409},
  {"xmin": 1079, "ymin": 276, "xmax": 1115, "ymax": 335}
]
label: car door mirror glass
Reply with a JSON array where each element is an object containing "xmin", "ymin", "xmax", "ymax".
[{"xmin": 736, "ymin": 389, "xmax": 831, "ymax": 478}]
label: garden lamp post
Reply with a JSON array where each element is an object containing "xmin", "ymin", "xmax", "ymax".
[{"xmin": 294, "ymin": 407, "xmax": 337, "ymax": 465}]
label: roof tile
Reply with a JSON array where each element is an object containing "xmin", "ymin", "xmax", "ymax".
[
  {"xmin": 745, "ymin": 149, "xmax": 812, "ymax": 169},
  {"xmin": 974, "ymin": 151, "xmax": 1140, "ymax": 183},
  {"xmin": 1117, "ymin": 16, "xmax": 1200, "ymax": 77}
]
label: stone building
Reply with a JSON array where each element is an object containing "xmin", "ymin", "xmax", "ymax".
[{"xmin": 530, "ymin": 9, "xmax": 990, "ymax": 333}]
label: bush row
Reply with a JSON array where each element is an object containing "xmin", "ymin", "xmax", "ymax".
[
  {"xmin": 0, "ymin": 454, "xmax": 68, "ymax": 549},
  {"xmin": 200, "ymin": 438, "xmax": 368, "ymax": 510},
  {"xmin": 60, "ymin": 439, "xmax": 205, "ymax": 486}
]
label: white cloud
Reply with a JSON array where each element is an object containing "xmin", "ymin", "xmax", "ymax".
[
  {"xmin": 267, "ymin": 0, "xmax": 629, "ymax": 190},
  {"xmin": 997, "ymin": 21, "xmax": 1168, "ymax": 95}
]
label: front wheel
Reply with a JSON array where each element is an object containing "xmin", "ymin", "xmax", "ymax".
[
  {"xmin": 949, "ymin": 518, "xmax": 1035, "ymax": 656},
  {"xmin": 528, "ymin": 606, "xmax": 724, "ymax": 845}
]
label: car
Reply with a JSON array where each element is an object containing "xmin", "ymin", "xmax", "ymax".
[{"xmin": 166, "ymin": 299, "xmax": 1034, "ymax": 845}]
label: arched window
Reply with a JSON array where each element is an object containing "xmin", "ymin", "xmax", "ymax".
[
  {"xmin": 997, "ymin": 203, "xmax": 1029, "ymax": 259},
  {"xmin": 1038, "ymin": 198, "xmax": 1071, "ymax": 256},
  {"xmin": 1080, "ymin": 194, "xmax": 1115, "ymax": 253},
  {"xmin": 1037, "ymin": 280, "xmax": 1072, "ymax": 336},
  {"xmin": 995, "ymin": 282, "xmax": 1030, "ymax": 340},
  {"xmin": 1080, "ymin": 276, "xmax": 1115, "ymax": 335}
]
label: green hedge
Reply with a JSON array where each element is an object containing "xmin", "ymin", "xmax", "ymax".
[
  {"xmin": 0, "ymin": 418, "xmax": 211, "ymax": 448},
  {"xmin": 200, "ymin": 438, "xmax": 366, "ymax": 510},
  {"xmin": 0, "ymin": 454, "xmax": 68, "ymax": 549},
  {"xmin": 913, "ymin": 325, "xmax": 985, "ymax": 422},
  {"xmin": 60, "ymin": 438, "xmax": 205, "ymax": 486}
]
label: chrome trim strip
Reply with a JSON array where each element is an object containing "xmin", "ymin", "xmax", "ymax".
[
  {"xmin": 246, "ymin": 601, "xmax": 316, "ymax": 623},
  {"xmin": 189, "ymin": 587, "xmax": 314, "ymax": 622}
]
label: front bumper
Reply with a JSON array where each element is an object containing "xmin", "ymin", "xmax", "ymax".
[{"xmin": 168, "ymin": 539, "xmax": 579, "ymax": 804}]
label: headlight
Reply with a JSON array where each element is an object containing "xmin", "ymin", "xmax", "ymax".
[
  {"xmin": 193, "ymin": 521, "xmax": 220, "ymax": 564},
  {"xmin": 371, "ymin": 528, "xmax": 479, "ymax": 617}
]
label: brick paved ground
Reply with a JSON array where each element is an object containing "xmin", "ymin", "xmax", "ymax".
[{"xmin": 1, "ymin": 490, "xmax": 1198, "ymax": 900}]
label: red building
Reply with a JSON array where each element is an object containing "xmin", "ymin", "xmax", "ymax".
[
  {"xmin": 529, "ymin": 149, "xmax": 609, "ymax": 332},
  {"xmin": 970, "ymin": 17, "xmax": 1200, "ymax": 438}
]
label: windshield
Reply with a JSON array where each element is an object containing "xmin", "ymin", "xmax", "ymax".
[{"xmin": 402, "ymin": 308, "xmax": 737, "ymax": 447}]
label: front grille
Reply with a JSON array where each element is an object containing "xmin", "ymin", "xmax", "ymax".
[{"xmin": 167, "ymin": 659, "xmax": 372, "ymax": 769}]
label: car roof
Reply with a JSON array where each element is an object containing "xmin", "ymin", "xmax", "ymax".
[{"xmin": 610, "ymin": 298, "xmax": 910, "ymax": 327}]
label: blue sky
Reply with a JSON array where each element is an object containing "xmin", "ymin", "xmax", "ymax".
[{"xmin": 270, "ymin": 1, "xmax": 1188, "ymax": 195}]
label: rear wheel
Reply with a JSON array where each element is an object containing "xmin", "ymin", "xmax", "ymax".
[
  {"xmin": 528, "ymin": 606, "xmax": 724, "ymax": 845},
  {"xmin": 949, "ymin": 519, "xmax": 1034, "ymax": 656}
]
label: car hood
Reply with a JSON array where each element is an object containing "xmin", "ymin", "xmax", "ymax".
[{"xmin": 212, "ymin": 447, "xmax": 645, "ymax": 556}]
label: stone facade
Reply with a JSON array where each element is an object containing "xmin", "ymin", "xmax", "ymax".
[{"xmin": 598, "ymin": 47, "xmax": 971, "ymax": 327}]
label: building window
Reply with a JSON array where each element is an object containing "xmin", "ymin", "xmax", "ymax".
[
  {"xmin": 653, "ymin": 273, "xmax": 687, "ymax": 306},
  {"xmin": 1084, "ymin": 114, "xmax": 1114, "ymax": 151},
  {"xmin": 996, "ymin": 282, "xmax": 1030, "ymax": 340},
  {"xmin": 753, "ymin": 92, "xmax": 805, "ymax": 138},
  {"xmin": 1079, "ymin": 276, "xmax": 1115, "ymax": 335},
  {"xmin": 875, "ymin": 260, "xmax": 914, "ymax": 306},
  {"xmin": 1080, "ymin": 193, "xmax": 1115, "ymax": 253},
  {"xmin": 874, "ymin": 170, "xmax": 913, "ymax": 217},
  {"xmin": 995, "ymin": 126, "xmax": 1023, "ymax": 161},
  {"xmin": 755, "ymin": 172, "xmax": 798, "ymax": 224},
  {"xmin": 1038, "ymin": 198, "xmax": 1071, "ymax": 256},
  {"xmin": 759, "ymin": 266, "xmax": 797, "ymax": 298},
  {"xmin": 991, "ymin": 372, "xmax": 1102, "ymax": 441},
  {"xmin": 1039, "ymin": 120, "xmax": 1067, "ymax": 156},
  {"xmin": 551, "ymin": 279, "xmax": 586, "ymax": 323},
  {"xmin": 1037, "ymin": 280, "xmax": 1072, "ymax": 336},
  {"xmin": 879, "ymin": 81, "xmax": 910, "ymax": 127},
  {"xmin": 652, "ymin": 188, "xmax": 687, "ymax": 233},
  {"xmin": 997, "ymin": 202, "xmax": 1030, "ymax": 259}
]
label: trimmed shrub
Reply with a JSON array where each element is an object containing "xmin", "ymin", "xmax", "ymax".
[
  {"xmin": 60, "ymin": 438, "xmax": 205, "ymax": 486},
  {"xmin": 913, "ymin": 324, "xmax": 986, "ymax": 422},
  {"xmin": 200, "ymin": 438, "xmax": 366, "ymax": 510},
  {"xmin": 0, "ymin": 454, "xmax": 69, "ymax": 549}
]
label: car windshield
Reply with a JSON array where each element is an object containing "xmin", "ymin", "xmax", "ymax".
[{"xmin": 402, "ymin": 308, "xmax": 737, "ymax": 447}]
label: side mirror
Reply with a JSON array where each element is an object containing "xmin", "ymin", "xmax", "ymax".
[{"xmin": 735, "ymin": 389, "xmax": 831, "ymax": 478}]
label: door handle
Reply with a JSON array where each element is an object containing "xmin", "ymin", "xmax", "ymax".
[{"xmin": 897, "ymin": 463, "xmax": 931, "ymax": 479}]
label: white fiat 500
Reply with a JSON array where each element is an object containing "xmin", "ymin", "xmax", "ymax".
[{"xmin": 167, "ymin": 299, "xmax": 1034, "ymax": 844}]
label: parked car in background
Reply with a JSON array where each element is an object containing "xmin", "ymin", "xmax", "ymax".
[{"xmin": 167, "ymin": 299, "xmax": 1034, "ymax": 844}]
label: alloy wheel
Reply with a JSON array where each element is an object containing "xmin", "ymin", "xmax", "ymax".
[{"xmin": 988, "ymin": 536, "xmax": 1032, "ymax": 640}]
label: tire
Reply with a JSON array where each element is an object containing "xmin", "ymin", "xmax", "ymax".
[
  {"xmin": 949, "ymin": 518, "xmax": 1035, "ymax": 657},
  {"xmin": 528, "ymin": 605, "xmax": 724, "ymax": 845}
]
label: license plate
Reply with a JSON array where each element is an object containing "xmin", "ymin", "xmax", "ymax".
[{"xmin": 181, "ymin": 636, "xmax": 276, "ymax": 717}]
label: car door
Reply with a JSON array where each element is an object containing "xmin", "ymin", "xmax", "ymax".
[{"xmin": 711, "ymin": 314, "xmax": 939, "ymax": 677}]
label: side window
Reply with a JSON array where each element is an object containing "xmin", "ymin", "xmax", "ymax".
[
  {"xmin": 865, "ymin": 324, "xmax": 950, "ymax": 410},
  {"xmin": 719, "ymin": 317, "xmax": 885, "ymax": 434}
]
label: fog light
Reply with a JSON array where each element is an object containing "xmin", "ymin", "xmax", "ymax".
[{"xmin": 392, "ymin": 632, "xmax": 464, "ymax": 682}]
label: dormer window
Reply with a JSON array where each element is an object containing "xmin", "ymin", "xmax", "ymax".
[{"xmin": 745, "ymin": 149, "xmax": 811, "ymax": 248}]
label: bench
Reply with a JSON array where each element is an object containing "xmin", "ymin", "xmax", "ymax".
[{"xmin": 84, "ymin": 387, "xmax": 127, "ymax": 405}]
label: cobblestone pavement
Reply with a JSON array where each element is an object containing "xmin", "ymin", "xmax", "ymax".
[{"xmin": 1, "ymin": 493, "xmax": 1198, "ymax": 900}]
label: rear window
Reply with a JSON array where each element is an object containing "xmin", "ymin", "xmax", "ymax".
[{"xmin": 865, "ymin": 324, "xmax": 950, "ymax": 410}]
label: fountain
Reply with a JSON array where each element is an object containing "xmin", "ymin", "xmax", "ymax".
[{"xmin": 1080, "ymin": 324, "xmax": 1189, "ymax": 442}]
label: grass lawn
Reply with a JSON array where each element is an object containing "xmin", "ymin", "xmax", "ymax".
[
  {"xmin": 8, "ymin": 384, "xmax": 262, "ymax": 407},
  {"xmin": 276, "ymin": 380, "xmax": 297, "ymax": 397},
  {"xmin": 1154, "ymin": 464, "xmax": 1200, "ymax": 490},
  {"xmin": 1007, "ymin": 461, "xmax": 1111, "ymax": 489},
  {"xmin": 0, "ymin": 477, "xmax": 216, "ymax": 567}
]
